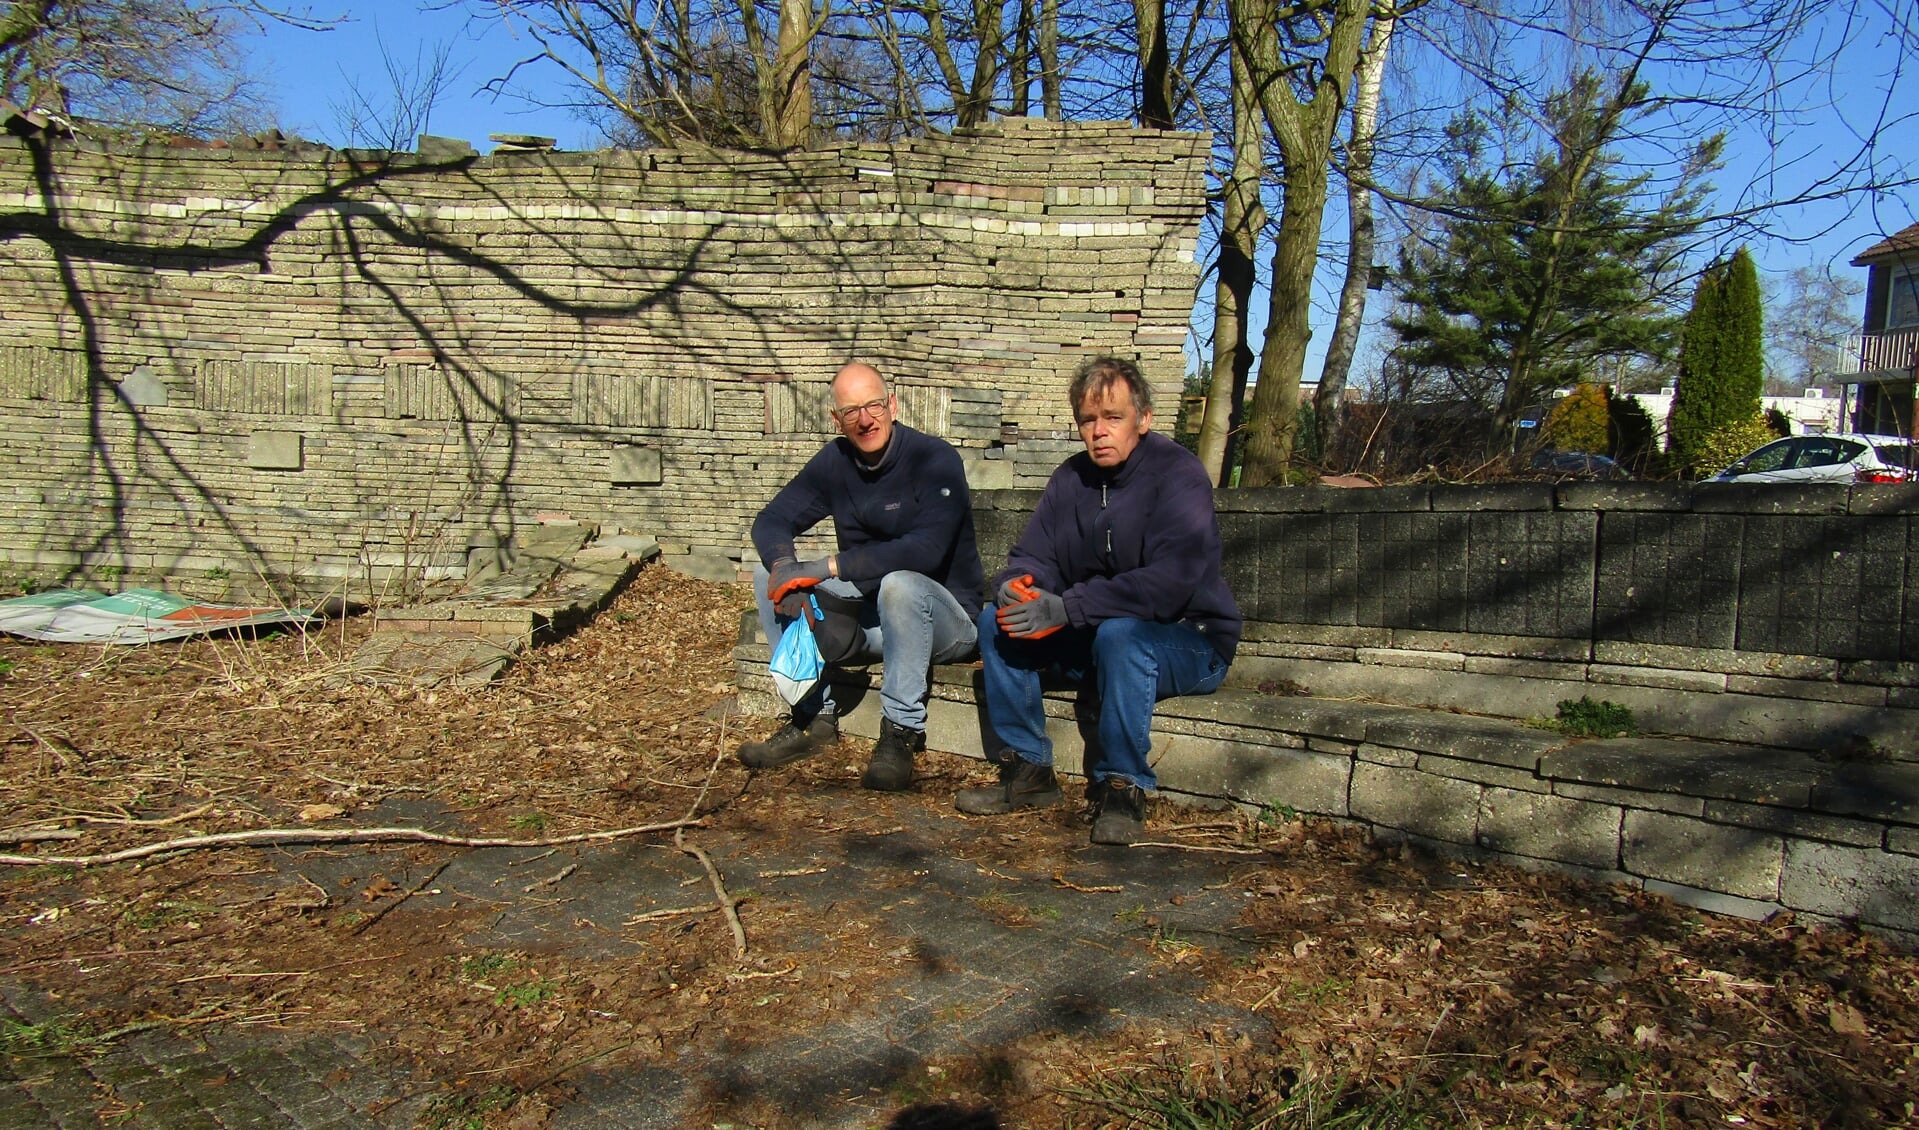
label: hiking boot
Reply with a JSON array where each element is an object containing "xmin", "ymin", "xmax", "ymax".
[
  {"xmin": 737, "ymin": 713, "xmax": 837, "ymax": 769},
  {"xmin": 861, "ymin": 718, "xmax": 924, "ymax": 791},
  {"xmin": 1089, "ymin": 778, "xmax": 1147, "ymax": 845},
  {"xmin": 1080, "ymin": 775, "xmax": 1111, "ymax": 823},
  {"xmin": 955, "ymin": 757, "xmax": 1064, "ymax": 815}
]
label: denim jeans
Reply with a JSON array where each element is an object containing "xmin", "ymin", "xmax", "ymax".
[
  {"xmin": 755, "ymin": 563, "xmax": 977, "ymax": 732},
  {"xmin": 976, "ymin": 605, "xmax": 1228, "ymax": 792}
]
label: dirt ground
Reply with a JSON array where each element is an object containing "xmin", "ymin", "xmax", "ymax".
[{"xmin": 2, "ymin": 563, "xmax": 1917, "ymax": 1128}]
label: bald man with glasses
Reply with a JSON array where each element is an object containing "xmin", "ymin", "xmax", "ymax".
[{"xmin": 740, "ymin": 361, "xmax": 984, "ymax": 791}]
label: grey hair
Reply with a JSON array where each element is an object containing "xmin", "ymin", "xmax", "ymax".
[{"xmin": 1068, "ymin": 356, "xmax": 1151, "ymax": 418}]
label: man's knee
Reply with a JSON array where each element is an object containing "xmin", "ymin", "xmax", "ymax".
[
  {"xmin": 877, "ymin": 570, "xmax": 933, "ymax": 606},
  {"xmin": 1092, "ymin": 617, "xmax": 1151, "ymax": 659},
  {"xmin": 882, "ymin": 570, "xmax": 968, "ymax": 629}
]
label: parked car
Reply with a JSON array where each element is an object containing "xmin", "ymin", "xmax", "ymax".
[
  {"xmin": 1706, "ymin": 433, "xmax": 1917, "ymax": 484},
  {"xmin": 1530, "ymin": 449, "xmax": 1631, "ymax": 480}
]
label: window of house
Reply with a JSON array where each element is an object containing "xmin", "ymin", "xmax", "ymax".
[{"xmin": 1891, "ymin": 266, "xmax": 1919, "ymax": 328}]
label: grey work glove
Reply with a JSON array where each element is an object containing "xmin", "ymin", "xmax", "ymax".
[
  {"xmin": 769, "ymin": 557, "xmax": 831, "ymax": 605},
  {"xmin": 995, "ymin": 576, "xmax": 1029, "ymax": 609},
  {"xmin": 996, "ymin": 584, "xmax": 1066, "ymax": 639}
]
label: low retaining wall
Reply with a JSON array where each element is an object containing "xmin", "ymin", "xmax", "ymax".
[
  {"xmin": 975, "ymin": 481, "xmax": 1919, "ymax": 759},
  {"xmin": 732, "ymin": 480, "xmax": 1919, "ymax": 942},
  {"xmin": 730, "ymin": 644, "xmax": 1919, "ymax": 944}
]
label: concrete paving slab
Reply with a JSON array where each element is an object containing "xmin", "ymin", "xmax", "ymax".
[{"xmin": 1, "ymin": 781, "xmax": 1273, "ymax": 1128}]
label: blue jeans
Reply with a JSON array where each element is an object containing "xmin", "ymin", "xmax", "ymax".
[
  {"xmin": 977, "ymin": 606, "xmax": 1228, "ymax": 792},
  {"xmin": 755, "ymin": 563, "xmax": 977, "ymax": 732}
]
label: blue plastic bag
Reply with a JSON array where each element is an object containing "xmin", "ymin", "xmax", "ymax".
[{"xmin": 768, "ymin": 595, "xmax": 826, "ymax": 704}]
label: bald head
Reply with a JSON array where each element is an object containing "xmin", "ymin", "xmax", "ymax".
[
  {"xmin": 830, "ymin": 361, "xmax": 896, "ymax": 462},
  {"xmin": 832, "ymin": 362, "xmax": 886, "ymax": 403}
]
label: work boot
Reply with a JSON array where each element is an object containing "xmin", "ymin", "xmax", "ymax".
[
  {"xmin": 955, "ymin": 757, "xmax": 1064, "ymax": 815},
  {"xmin": 737, "ymin": 712, "xmax": 837, "ymax": 769},
  {"xmin": 1090, "ymin": 778, "xmax": 1147, "ymax": 845},
  {"xmin": 861, "ymin": 718, "xmax": 924, "ymax": 791},
  {"xmin": 1080, "ymin": 776, "xmax": 1111, "ymax": 824}
]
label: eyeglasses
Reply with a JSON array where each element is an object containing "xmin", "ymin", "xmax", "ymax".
[{"xmin": 832, "ymin": 397, "xmax": 891, "ymax": 424}]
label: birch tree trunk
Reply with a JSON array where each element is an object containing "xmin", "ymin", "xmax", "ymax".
[{"xmin": 1314, "ymin": 9, "xmax": 1393, "ymax": 466}]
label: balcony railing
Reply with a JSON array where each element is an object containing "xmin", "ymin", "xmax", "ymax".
[{"xmin": 1844, "ymin": 326, "xmax": 1919, "ymax": 375}]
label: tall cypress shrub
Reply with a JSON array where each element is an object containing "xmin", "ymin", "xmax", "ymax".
[
  {"xmin": 1668, "ymin": 248, "xmax": 1764, "ymax": 469},
  {"xmin": 1720, "ymin": 248, "xmax": 1765, "ymax": 409}
]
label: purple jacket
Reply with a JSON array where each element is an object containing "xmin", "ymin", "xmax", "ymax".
[
  {"xmin": 998, "ymin": 431, "xmax": 1241, "ymax": 660},
  {"xmin": 752, "ymin": 423, "xmax": 985, "ymax": 617}
]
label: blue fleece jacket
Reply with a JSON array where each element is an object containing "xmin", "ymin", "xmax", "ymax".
[
  {"xmin": 997, "ymin": 431, "xmax": 1241, "ymax": 660},
  {"xmin": 751, "ymin": 423, "xmax": 985, "ymax": 617}
]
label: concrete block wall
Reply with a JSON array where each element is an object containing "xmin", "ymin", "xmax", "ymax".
[
  {"xmin": 975, "ymin": 482, "xmax": 1919, "ymax": 761},
  {"xmin": 0, "ymin": 121, "xmax": 1206, "ymax": 599},
  {"xmin": 730, "ymin": 646, "xmax": 1919, "ymax": 943}
]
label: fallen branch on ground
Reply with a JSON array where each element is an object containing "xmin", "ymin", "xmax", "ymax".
[
  {"xmin": 521, "ymin": 863, "xmax": 578, "ymax": 893},
  {"xmin": 676, "ymin": 711, "xmax": 746, "ymax": 959},
  {"xmin": 46, "ymin": 803, "xmax": 218, "ymax": 828},
  {"xmin": 1128, "ymin": 841, "xmax": 1266, "ymax": 855},
  {"xmin": 0, "ymin": 818, "xmax": 705, "ymax": 869},
  {"xmin": 350, "ymin": 859, "xmax": 452, "ymax": 936},
  {"xmin": 623, "ymin": 906, "xmax": 714, "ymax": 925},
  {"xmin": 1, "ymin": 829, "xmax": 84, "ymax": 844}
]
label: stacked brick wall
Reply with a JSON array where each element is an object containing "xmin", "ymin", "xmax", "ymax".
[{"xmin": 0, "ymin": 121, "xmax": 1205, "ymax": 598}]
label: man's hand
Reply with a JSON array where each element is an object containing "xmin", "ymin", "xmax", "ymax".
[
  {"xmin": 769, "ymin": 557, "xmax": 832, "ymax": 605},
  {"xmin": 996, "ymin": 576, "xmax": 1030, "ymax": 609},
  {"xmin": 996, "ymin": 582, "xmax": 1066, "ymax": 639}
]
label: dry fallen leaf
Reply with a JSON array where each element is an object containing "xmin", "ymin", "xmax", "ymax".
[
  {"xmin": 361, "ymin": 877, "xmax": 403, "ymax": 902},
  {"xmin": 1827, "ymin": 1001, "xmax": 1870, "ymax": 1036}
]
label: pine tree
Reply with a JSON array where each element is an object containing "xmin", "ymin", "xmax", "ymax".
[
  {"xmin": 1387, "ymin": 72, "xmax": 1714, "ymax": 450},
  {"xmin": 1669, "ymin": 248, "xmax": 1765, "ymax": 468}
]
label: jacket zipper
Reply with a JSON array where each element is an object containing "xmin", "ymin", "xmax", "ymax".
[{"xmin": 1102, "ymin": 482, "xmax": 1112, "ymax": 555}]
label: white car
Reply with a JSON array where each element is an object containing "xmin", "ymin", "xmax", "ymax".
[{"xmin": 1707, "ymin": 433, "xmax": 1917, "ymax": 484}]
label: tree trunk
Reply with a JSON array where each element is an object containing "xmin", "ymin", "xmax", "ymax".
[
  {"xmin": 1241, "ymin": 153, "xmax": 1330, "ymax": 486},
  {"xmin": 1231, "ymin": 0, "xmax": 1371, "ymax": 487},
  {"xmin": 959, "ymin": 0, "xmax": 1004, "ymax": 128},
  {"xmin": 769, "ymin": 0, "xmax": 815, "ymax": 147},
  {"xmin": 1009, "ymin": 0, "xmax": 1035, "ymax": 115},
  {"xmin": 1198, "ymin": 38, "xmax": 1264, "ymax": 486},
  {"xmin": 1136, "ymin": 0, "xmax": 1171, "ymax": 128},
  {"xmin": 1040, "ymin": 0, "xmax": 1060, "ymax": 120},
  {"xmin": 1315, "ymin": 10, "xmax": 1393, "ymax": 467}
]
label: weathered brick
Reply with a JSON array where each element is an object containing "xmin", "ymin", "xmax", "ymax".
[
  {"xmin": 1477, "ymin": 786, "xmax": 1621, "ymax": 869},
  {"xmin": 1351, "ymin": 762, "xmax": 1479, "ymax": 845},
  {"xmin": 1623, "ymin": 810, "xmax": 1783, "ymax": 901},
  {"xmin": 1781, "ymin": 840, "xmax": 1919, "ymax": 932}
]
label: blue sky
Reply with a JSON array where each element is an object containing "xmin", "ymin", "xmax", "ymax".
[
  {"xmin": 247, "ymin": 3, "xmax": 1917, "ymax": 383},
  {"xmin": 255, "ymin": 5, "xmax": 598, "ymax": 151}
]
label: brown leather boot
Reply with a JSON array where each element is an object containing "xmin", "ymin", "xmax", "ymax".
[
  {"xmin": 737, "ymin": 713, "xmax": 837, "ymax": 769},
  {"xmin": 1089, "ymin": 778, "xmax": 1147, "ymax": 845},
  {"xmin": 955, "ymin": 757, "xmax": 1064, "ymax": 815}
]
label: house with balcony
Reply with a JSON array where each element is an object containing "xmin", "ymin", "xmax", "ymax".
[{"xmin": 1839, "ymin": 220, "xmax": 1919, "ymax": 436}]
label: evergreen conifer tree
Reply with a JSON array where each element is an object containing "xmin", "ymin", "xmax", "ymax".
[
  {"xmin": 1669, "ymin": 248, "xmax": 1765, "ymax": 468},
  {"xmin": 1387, "ymin": 73, "xmax": 1712, "ymax": 451}
]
